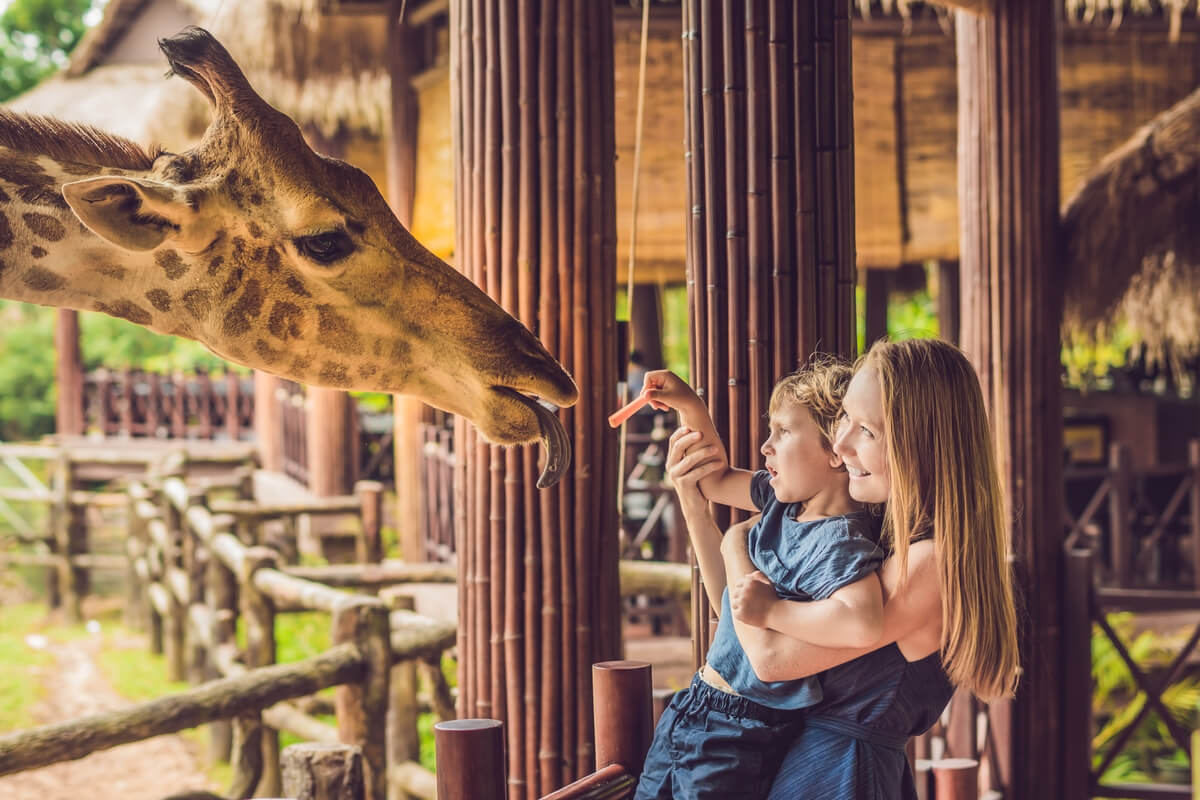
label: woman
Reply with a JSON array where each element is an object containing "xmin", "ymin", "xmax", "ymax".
[{"xmin": 668, "ymin": 338, "xmax": 1019, "ymax": 798}]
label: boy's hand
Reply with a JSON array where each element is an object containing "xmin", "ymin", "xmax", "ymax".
[
  {"xmin": 642, "ymin": 370, "xmax": 703, "ymax": 413},
  {"xmin": 730, "ymin": 571, "xmax": 778, "ymax": 628}
]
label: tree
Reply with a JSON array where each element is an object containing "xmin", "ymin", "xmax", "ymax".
[{"xmin": 0, "ymin": 0, "xmax": 100, "ymax": 102}]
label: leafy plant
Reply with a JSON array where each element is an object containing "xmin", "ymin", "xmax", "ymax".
[{"xmin": 0, "ymin": 0, "xmax": 103, "ymax": 102}]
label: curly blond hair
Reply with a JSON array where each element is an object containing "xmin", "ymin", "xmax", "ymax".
[{"xmin": 767, "ymin": 355, "xmax": 852, "ymax": 450}]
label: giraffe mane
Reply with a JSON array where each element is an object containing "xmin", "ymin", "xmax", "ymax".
[{"xmin": 0, "ymin": 108, "xmax": 164, "ymax": 171}]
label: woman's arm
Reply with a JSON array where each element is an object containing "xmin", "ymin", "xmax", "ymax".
[{"xmin": 722, "ymin": 531, "xmax": 942, "ymax": 682}]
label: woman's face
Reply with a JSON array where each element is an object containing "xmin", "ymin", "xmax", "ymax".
[{"xmin": 833, "ymin": 366, "xmax": 891, "ymax": 504}]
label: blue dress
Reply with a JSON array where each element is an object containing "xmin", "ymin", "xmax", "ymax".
[{"xmin": 766, "ymin": 642, "xmax": 954, "ymax": 799}]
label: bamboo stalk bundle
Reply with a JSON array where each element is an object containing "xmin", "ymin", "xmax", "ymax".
[
  {"xmin": 681, "ymin": 0, "xmax": 858, "ymax": 667},
  {"xmin": 450, "ymin": 2, "xmax": 620, "ymax": 796}
]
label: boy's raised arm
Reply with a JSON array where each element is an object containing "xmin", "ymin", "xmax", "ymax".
[{"xmin": 643, "ymin": 370, "xmax": 757, "ymax": 511}]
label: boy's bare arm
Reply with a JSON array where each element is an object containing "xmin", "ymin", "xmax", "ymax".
[
  {"xmin": 731, "ymin": 573, "xmax": 884, "ymax": 649},
  {"xmin": 643, "ymin": 370, "xmax": 757, "ymax": 510}
]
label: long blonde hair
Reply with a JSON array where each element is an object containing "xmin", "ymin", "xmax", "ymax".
[{"xmin": 863, "ymin": 338, "xmax": 1020, "ymax": 701}]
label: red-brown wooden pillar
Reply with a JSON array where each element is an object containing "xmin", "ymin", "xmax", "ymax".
[
  {"xmin": 957, "ymin": 4, "xmax": 1065, "ymax": 799},
  {"xmin": 253, "ymin": 371, "xmax": 283, "ymax": 473},
  {"xmin": 55, "ymin": 310, "xmax": 85, "ymax": 437},
  {"xmin": 450, "ymin": 2, "xmax": 621, "ymax": 797},
  {"xmin": 386, "ymin": 3, "xmax": 426, "ymax": 563},
  {"xmin": 681, "ymin": 0, "xmax": 858, "ymax": 662}
]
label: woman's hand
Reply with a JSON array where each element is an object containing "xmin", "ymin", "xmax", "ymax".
[
  {"xmin": 665, "ymin": 426, "xmax": 723, "ymax": 514},
  {"xmin": 730, "ymin": 571, "xmax": 779, "ymax": 628}
]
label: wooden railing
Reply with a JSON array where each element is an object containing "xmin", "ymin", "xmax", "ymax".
[
  {"xmin": 276, "ymin": 379, "xmax": 395, "ymax": 488},
  {"xmin": 84, "ymin": 368, "xmax": 255, "ymax": 441}
]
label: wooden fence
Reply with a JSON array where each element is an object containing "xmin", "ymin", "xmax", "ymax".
[{"xmin": 84, "ymin": 368, "xmax": 255, "ymax": 441}]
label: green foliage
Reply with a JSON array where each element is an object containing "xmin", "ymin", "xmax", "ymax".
[
  {"xmin": 1091, "ymin": 613, "xmax": 1200, "ymax": 785},
  {"xmin": 1062, "ymin": 324, "xmax": 1138, "ymax": 391},
  {"xmin": 0, "ymin": 603, "xmax": 54, "ymax": 730},
  {"xmin": 0, "ymin": 302, "xmax": 57, "ymax": 440},
  {"xmin": 0, "ymin": 0, "xmax": 101, "ymax": 102}
]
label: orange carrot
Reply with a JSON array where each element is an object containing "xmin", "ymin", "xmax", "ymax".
[{"xmin": 608, "ymin": 392, "xmax": 652, "ymax": 428}]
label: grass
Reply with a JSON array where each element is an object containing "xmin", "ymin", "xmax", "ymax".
[{"xmin": 0, "ymin": 603, "xmax": 55, "ymax": 731}]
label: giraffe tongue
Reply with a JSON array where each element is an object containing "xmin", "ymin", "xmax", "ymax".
[{"xmin": 496, "ymin": 388, "xmax": 571, "ymax": 489}]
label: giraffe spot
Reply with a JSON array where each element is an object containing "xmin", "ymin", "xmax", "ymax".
[
  {"xmin": 0, "ymin": 187, "xmax": 9, "ymax": 203},
  {"xmin": 357, "ymin": 364, "xmax": 379, "ymax": 380},
  {"xmin": 316, "ymin": 305, "xmax": 361, "ymax": 354},
  {"xmin": 372, "ymin": 340, "xmax": 383, "ymax": 358},
  {"xmin": 222, "ymin": 279, "xmax": 265, "ymax": 336},
  {"xmin": 182, "ymin": 289, "xmax": 212, "ymax": 320},
  {"xmin": 0, "ymin": 213, "xmax": 12, "ymax": 250},
  {"xmin": 221, "ymin": 266, "xmax": 245, "ymax": 297},
  {"xmin": 22, "ymin": 267, "xmax": 65, "ymax": 292},
  {"xmin": 0, "ymin": 153, "xmax": 51, "ymax": 190},
  {"xmin": 155, "ymin": 250, "xmax": 189, "ymax": 280},
  {"xmin": 254, "ymin": 339, "xmax": 284, "ymax": 365},
  {"xmin": 207, "ymin": 255, "xmax": 225, "ymax": 276},
  {"xmin": 17, "ymin": 185, "xmax": 69, "ymax": 210},
  {"xmin": 0, "ymin": 258, "xmax": 6, "ymax": 277},
  {"xmin": 247, "ymin": 221, "xmax": 263, "ymax": 239},
  {"xmin": 183, "ymin": 190, "xmax": 201, "ymax": 210},
  {"xmin": 319, "ymin": 362, "xmax": 351, "ymax": 387},
  {"xmin": 268, "ymin": 301, "xmax": 304, "ymax": 341},
  {"xmin": 95, "ymin": 299, "xmax": 152, "ymax": 325},
  {"xmin": 225, "ymin": 169, "xmax": 245, "ymax": 206},
  {"xmin": 95, "ymin": 264, "xmax": 127, "ymax": 280},
  {"xmin": 57, "ymin": 160, "xmax": 101, "ymax": 177},
  {"xmin": 390, "ymin": 339, "xmax": 412, "ymax": 363},
  {"xmin": 249, "ymin": 192, "xmax": 264, "ymax": 206},
  {"xmin": 22, "ymin": 212, "xmax": 65, "ymax": 242},
  {"xmin": 231, "ymin": 236, "xmax": 248, "ymax": 267},
  {"xmin": 289, "ymin": 355, "xmax": 312, "ymax": 375},
  {"xmin": 265, "ymin": 247, "xmax": 282, "ymax": 274},
  {"xmin": 145, "ymin": 289, "xmax": 172, "ymax": 312},
  {"xmin": 284, "ymin": 273, "xmax": 309, "ymax": 296},
  {"xmin": 29, "ymin": 245, "xmax": 46, "ymax": 258}
]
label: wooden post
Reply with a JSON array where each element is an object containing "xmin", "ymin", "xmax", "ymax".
[
  {"xmin": 434, "ymin": 719, "xmax": 505, "ymax": 800},
  {"xmin": 591, "ymin": 661, "xmax": 653, "ymax": 778},
  {"xmin": 356, "ymin": 480, "xmax": 385, "ymax": 564},
  {"xmin": 1109, "ymin": 442, "xmax": 1132, "ymax": 587},
  {"xmin": 1063, "ymin": 548, "xmax": 1094, "ymax": 800},
  {"xmin": 282, "ymin": 743, "xmax": 366, "ymax": 800},
  {"xmin": 380, "ymin": 590, "xmax": 420, "ymax": 800},
  {"xmin": 385, "ymin": 5, "xmax": 427, "ymax": 568},
  {"xmin": 1189, "ymin": 440, "xmax": 1199, "ymax": 591},
  {"xmin": 332, "ymin": 597, "xmax": 391, "ymax": 800},
  {"xmin": 930, "ymin": 758, "xmax": 979, "ymax": 800},
  {"xmin": 629, "ymin": 284, "xmax": 665, "ymax": 370},
  {"xmin": 53, "ymin": 455, "xmax": 80, "ymax": 623},
  {"xmin": 227, "ymin": 371, "xmax": 243, "ymax": 442},
  {"xmin": 55, "ymin": 310, "xmax": 84, "ymax": 437},
  {"xmin": 936, "ymin": 260, "xmax": 960, "ymax": 345},
  {"xmin": 208, "ymin": 513, "xmax": 239, "ymax": 764},
  {"xmin": 307, "ymin": 387, "xmax": 356, "ymax": 496},
  {"xmin": 254, "ymin": 372, "xmax": 284, "ymax": 473},
  {"xmin": 1192, "ymin": 728, "xmax": 1199, "ymax": 799},
  {"xmin": 956, "ymin": 3, "xmax": 1064, "ymax": 797},
  {"xmin": 864, "ymin": 268, "xmax": 889, "ymax": 350},
  {"xmin": 240, "ymin": 545, "xmax": 280, "ymax": 796},
  {"xmin": 450, "ymin": 1, "xmax": 621, "ymax": 795}
]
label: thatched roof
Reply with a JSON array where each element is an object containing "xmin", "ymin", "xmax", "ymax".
[
  {"xmin": 11, "ymin": 0, "xmax": 388, "ymax": 144},
  {"xmin": 1061, "ymin": 84, "xmax": 1200, "ymax": 359}
]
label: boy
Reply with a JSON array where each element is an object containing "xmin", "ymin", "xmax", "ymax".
[{"xmin": 633, "ymin": 359, "xmax": 884, "ymax": 800}]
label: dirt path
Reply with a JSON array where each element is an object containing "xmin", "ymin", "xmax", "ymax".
[{"xmin": 0, "ymin": 632, "xmax": 216, "ymax": 800}]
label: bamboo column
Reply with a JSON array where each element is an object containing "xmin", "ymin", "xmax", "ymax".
[
  {"xmin": 55, "ymin": 310, "xmax": 84, "ymax": 436},
  {"xmin": 681, "ymin": 0, "xmax": 858, "ymax": 662},
  {"xmin": 253, "ymin": 372, "xmax": 284, "ymax": 473},
  {"xmin": 450, "ymin": 2, "xmax": 621, "ymax": 796},
  {"xmin": 956, "ymin": 4, "xmax": 1064, "ymax": 799}
]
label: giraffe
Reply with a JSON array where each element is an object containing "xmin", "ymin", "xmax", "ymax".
[{"xmin": 0, "ymin": 27, "xmax": 576, "ymax": 486}]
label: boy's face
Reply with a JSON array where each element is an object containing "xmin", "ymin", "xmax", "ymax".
[{"xmin": 760, "ymin": 401, "xmax": 843, "ymax": 504}]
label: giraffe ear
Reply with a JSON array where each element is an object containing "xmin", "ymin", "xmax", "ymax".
[{"xmin": 62, "ymin": 176, "xmax": 190, "ymax": 252}]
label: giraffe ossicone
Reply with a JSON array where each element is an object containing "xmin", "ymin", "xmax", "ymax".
[{"xmin": 0, "ymin": 27, "xmax": 577, "ymax": 487}]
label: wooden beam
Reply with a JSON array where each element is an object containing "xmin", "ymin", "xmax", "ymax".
[
  {"xmin": 54, "ymin": 310, "xmax": 84, "ymax": 437},
  {"xmin": 956, "ymin": 3, "xmax": 1065, "ymax": 799}
]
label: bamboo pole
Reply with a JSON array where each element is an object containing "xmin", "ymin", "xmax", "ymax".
[{"xmin": 434, "ymin": 719, "xmax": 505, "ymax": 800}]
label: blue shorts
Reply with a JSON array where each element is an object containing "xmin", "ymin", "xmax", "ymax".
[{"xmin": 634, "ymin": 673, "xmax": 800, "ymax": 800}]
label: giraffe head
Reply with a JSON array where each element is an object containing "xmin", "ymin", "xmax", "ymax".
[{"xmin": 58, "ymin": 28, "xmax": 576, "ymax": 486}]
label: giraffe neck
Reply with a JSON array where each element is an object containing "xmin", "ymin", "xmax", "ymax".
[{"xmin": 0, "ymin": 149, "xmax": 188, "ymax": 335}]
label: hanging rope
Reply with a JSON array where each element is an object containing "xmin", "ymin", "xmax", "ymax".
[{"xmin": 617, "ymin": 0, "xmax": 653, "ymax": 522}]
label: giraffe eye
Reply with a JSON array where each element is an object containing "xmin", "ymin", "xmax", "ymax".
[{"xmin": 296, "ymin": 231, "xmax": 355, "ymax": 264}]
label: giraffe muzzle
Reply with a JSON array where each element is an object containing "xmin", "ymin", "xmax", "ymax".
[{"xmin": 494, "ymin": 387, "xmax": 571, "ymax": 489}]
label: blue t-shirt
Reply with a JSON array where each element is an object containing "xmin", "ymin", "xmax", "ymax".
[{"xmin": 706, "ymin": 470, "xmax": 883, "ymax": 710}]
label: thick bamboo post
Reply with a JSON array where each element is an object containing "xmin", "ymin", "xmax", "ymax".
[
  {"xmin": 956, "ymin": 3, "xmax": 1064, "ymax": 797},
  {"xmin": 592, "ymin": 661, "xmax": 653, "ymax": 777},
  {"xmin": 55, "ymin": 310, "xmax": 84, "ymax": 436},
  {"xmin": 1188, "ymin": 440, "xmax": 1199, "ymax": 590},
  {"xmin": 332, "ymin": 597, "xmax": 391, "ymax": 800},
  {"xmin": 282, "ymin": 743, "xmax": 366, "ymax": 800},
  {"xmin": 864, "ymin": 268, "xmax": 889, "ymax": 348},
  {"xmin": 681, "ymin": 0, "xmax": 857, "ymax": 665},
  {"xmin": 254, "ymin": 372, "xmax": 284, "ymax": 473},
  {"xmin": 434, "ymin": 719, "xmax": 505, "ymax": 800},
  {"xmin": 1063, "ymin": 548, "xmax": 1093, "ymax": 799},
  {"xmin": 450, "ymin": 1, "xmax": 620, "ymax": 796},
  {"xmin": 240, "ymin": 545, "xmax": 280, "ymax": 796}
]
